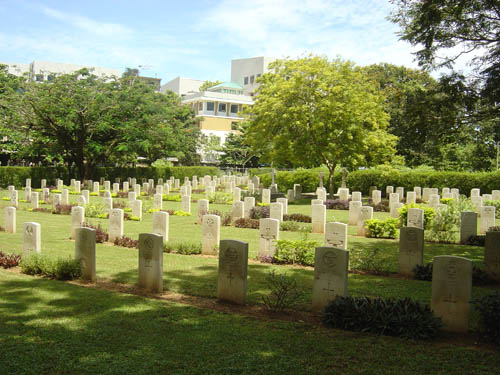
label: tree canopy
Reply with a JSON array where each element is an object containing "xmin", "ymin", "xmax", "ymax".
[
  {"xmin": 390, "ymin": 0, "xmax": 500, "ymax": 105},
  {"xmin": 199, "ymin": 80, "xmax": 222, "ymax": 92},
  {"xmin": 2, "ymin": 68, "xmax": 199, "ymax": 179},
  {"xmin": 244, "ymin": 56, "xmax": 396, "ymax": 193}
]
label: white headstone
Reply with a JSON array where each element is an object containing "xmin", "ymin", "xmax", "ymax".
[
  {"xmin": 372, "ymin": 190, "xmax": 381, "ymax": 205},
  {"xmin": 31, "ymin": 192, "xmax": 39, "ymax": 209},
  {"xmin": 325, "ymin": 222, "xmax": 347, "ymax": 249},
  {"xmin": 109, "ymin": 209, "xmax": 124, "ymax": 242},
  {"xmin": 312, "ymin": 247, "xmax": 349, "ymax": 312},
  {"xmin": 480, "ymin": 206, "xmax": 496, "ymax": 234},
  {"xmin": 202, "ymin": 214, "xmax": 220, "ymax": 255},
  {"xmin": 23, "ymin": 222, "xmax": 41, "ymax": 256},
  {"xmin": 75, "ymin": 227, "xmax": 96, "ymax": 282},
  {"xmin": 153, "ymin": 193, "xmax": 163, "ymax": 210},
  {"xmin": 348, "ymin": 201, "xmax": 362, "ymax": 225},
  {"xmin": 460, "ymin": 211, "xmax": 477, "ymax": 244},
  {"xmin": 243, "ymin": 197, "xmax": 255, "ymax": 219},
  {"xmin": 399, "ymin": 227, "xmax": 424, "ymax": 276},
  {"xmin": 71, "ymin": 206, "xmax": 85, "ymax": 240},
  {"xmin": 232, "ymin": 201, "xmax": 245, "ymax": 223},
  {"xmin": 258, "ymin": 218, "xmax": 280, "ymax": 258},
  {"xmin": 262, "ymin": 189, "xmax": 271, "ymax": 205},
  {"xmin": 132, "ymin": 199, "xmax": 142, "ymax": 220},
  {"xmin": 406, "ymin": 191, "xmax": 416, "ymax": 205},
  {"xmin": 351, "ymin": 191, "xmax": 361, "ymax": 202},
  {"xmin": 276, "ymin": 197, "xmax": 288, "ymax": 215},
  {"xmin": 181, "ymin": 195, "xmax": 191, "ymax": 213},
  {"xmin": 407, "ymin": 208, "xmax": 424, "ymax": 229},
  {"xmin": 357, "ymin": 206, "xmax": 373, "ymax": 236},
  {"xmin": 269, "ymin": 202, "xmax": 283, "ymax": 222},
  {"xmin": 138, "ymin": 233, "xmax": 163, "ymax": 293},
  {"xmin": 311, "ymin": 204, "xmax": 326, "ymax": 234},
  {"xmin": 217, "ymin": 240, "xmax": 248, "ymax": 305},
  {"xmin": 338, "ymin": 188, "xmax": 349, "ymax": 201},
  {"xmin": 197, "ymin": 199, "xmax": 209, "ymax": 224},
  {"xmin": 152, "ymin": 211, "xmax": 169, "ymax": 242},
  {"xmin": 4, "ymin": 206, "xmax": 16, "ymax": 233}
]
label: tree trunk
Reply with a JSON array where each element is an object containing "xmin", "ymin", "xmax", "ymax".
[{"xmin": 327, "ymin": 164, "xmax": 336, "ymax": 198}]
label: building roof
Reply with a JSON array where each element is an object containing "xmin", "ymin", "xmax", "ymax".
[
  {"xmin": 181, "ymin": 90, "xmax": 254, "ymax": 105},
  {"xmin": 208, "ymin": 82, "xmax": 243, "ymax": 90}
]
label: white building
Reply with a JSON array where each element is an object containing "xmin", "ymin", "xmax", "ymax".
[
  {"xmin": 0, "ymin": 60, "xmax": 122, "ymax": 81},
  {"xmin": 160, "ymin": 76, "xmax": 206, "ymax": 97},
  {"xmin": 231, "ymin": 56, "xmax": 275, "ymax": 96}
]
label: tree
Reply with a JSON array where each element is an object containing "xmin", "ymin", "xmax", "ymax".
[
  {"xmin": 363, "ymin": 63, "xmax": 475, "ymax": 169},
  {"xmin": 389, "ymin": 0, "xmax": 500, "ymax": 105},
  {"xmin": 6, "ymin": 69, "xmax": 199, "ymax": 179},
  {"xmin": 199, "ymin": 80, "xmax": 222, "ymax": 92},
  {"xmin": 244, "ymin": 56, "xmax": 396, "ymax": 194},
  {"xmin": 219, "ymin": 124, "xmax": 259, "ymax": 168}
]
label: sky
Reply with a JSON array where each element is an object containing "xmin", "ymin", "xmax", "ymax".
[{"xmin": 0, "ymin": 0, "xmax": 425, "ymax": 83}]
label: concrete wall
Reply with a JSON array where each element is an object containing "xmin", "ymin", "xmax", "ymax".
[
  {"xmin": 231, "ymin": 56, "xmax": 275, "ymax": 95},
  {"xmin": 161, "ymin": 77, "xmax": 205, "ymax": 96}
]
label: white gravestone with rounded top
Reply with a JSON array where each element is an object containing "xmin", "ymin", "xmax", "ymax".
[
  {"xmin": 325, "ymin": 222, "xmax": 347, "ymax": 249},
  {"xmin": 258, "ymin": 218, "xmax": 279, "ymax": 258},
  {"xmin": 312, "ymin": 247, "xmax": 349, "ymax": 312},
  {"xmin": 138, "ymin": 233, "xmax": 163, "ymax": 293},
  {"xmin": 202, "ymin": 215, "xmax": 220, "ymax": 255},
  {"xmin": 23, "ymin": 222, "xmax": 41, "ymax": 256},
  {"xmin": 399, "ymin": 227, "xmax": 424, "ymax": 276},
  {"xmin": 75, "ymin": 227, "xmax": 96, "ymax": 282},
  {"xmin": 311, "ymin": 203, "xmax": 326, "ymax": 233},
  {"xmin": 269, "ymin": 202, "xmax": 283, "ymax": 222},
  {"xmin": 197, "ymin": 199, "xmax": 209, "ymax": 224},
  {"xmin": 4, "ymin": 206, "xmax": 16, "ymax": 233},
  {"xmin": 152, "ymin": 211, "xmax": 169, "ymax": 242},
  {"xmin": 109, "ymin": 209, "xmax": 124, "ymax": 242},
  {"xmin": 71, "ymin": 206, "xmax": 84, "ymax": 240},
  {"xmin": 217, "ymin": 239, "xmax": 248, "ymax": 305}
]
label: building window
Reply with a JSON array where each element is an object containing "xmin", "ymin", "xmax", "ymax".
[
  {"xmin": 257, "ymin": 73, "xmax": 261, "ymax": 78},
  {"xmin": 206, "ymin": 102, "xmax": 215, "ymax": 111},
  {"xmin": 35, "ymin": 74, "xmax": 44, "ymax": 82},
  {"xmin": 244, "ymin": 76, "xmax": 248, "ymax": 85},
  {"xmin": 231, "ymin": 122, "xmax": 239, "ymax": 130},
  {"xmin": 218, "ymin": 103, "xmax": 226, "ymax": 113},
  {"xmin": 198, "ymin": 102, "xmax": 203, "ymax": 111},
  {"xmin": 230, "ymin": 104, "xmax": 238, "ymax": 114},
  {"xmin": 47, "ymin": 74, "xmax": 56, "ymax": 81},
  {"xmin": 250, "ymin": 75, "xmax": 254, "ymax": 84}
]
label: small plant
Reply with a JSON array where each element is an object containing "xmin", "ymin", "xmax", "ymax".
[
  {"xmin": 274, "ymin": 236, "xmax": 319, "ymax": 266},
  {"xmin": 413, "ymin": 263, "xmax": 433, "ymax": 281},
  {"xmin": 234, "ymin": 218, "xmax": 260, "ymax": 229},
  {"xmin": 208, "ymin": 210, "xmax": 232, "ymax": 226},
  {"xmin": 52, "ymin": 203, "xmax": 75, "ymax": 215},
  {"xmin": 32, "ymin": 207, "xmax": 52, "ymax": 213},
  {"xmin": 283, "ymin": 213, "xmax": 312, "ymax": 223},
  {"xmin": 113, "ymin": 200, "xmax": 127, "ymax": 209},
  {"xmin": 20, "ymin": 254, "xmax": 82, "ymax": 280},
  {"xmin": 0, "ymin": 251, "xmax": 22, "ymax": 268},
  {"xmin": 82, "ymin": 222, "xmax": 109, "ymax": 243},
  {"xmin": 85, "ymin": 203, "xmax": 106, "ymax": 218},
  {"xmin": 472, "ymin": 292, "xmax": 500, "ymax": 345},
  {"xmin": 165, "ymin": 241, "xmax": 202, "ymax": 255},
  {"xmin": 323, "ymin": 296, "xmax": 442, "ymax": 340},
  {"xmin": 466, "ymin": 235, "xmax": 485, "ymax": 246},
  {"xmin": 280, "ymin": 221, "xmax": 311, "ymax": 233},
  {"xmin": 207, "ymin": 192, "xmax": 232, "ymax": 204},
  {"xmin": 350, "ymin": 246, "xmax": 396, "ymax": 275},
  {"xmin": 113, "ymin": 236, "xmax": 139, "ymax": 248},
  {"xmin": 324, "ymin": 199, "xmax": 349, "ymax": 210},
  {"xmin": 368, "ymin": 199, "xmax": 390, "ymax": 212},
  {"xmin": 249, "ymin": 206, "xmax": 270, "ymax": 219},
  {"xmin": 163, "ymin": 194, "xmax": 182, "ymax": 202},
  {"xmin": 413, "ymin": 263, "xmax": 493, "ymax": 285},
  {"xmin": 173, "ymin": 210, "xmax": 191, "ymax": 216},
  {"xmin": 262, "ymin": 270, "xmax": 304, "ymax": 312},
  {"xmin": 365, "ymin": 218, "xmax": 398, "ymax": 239}
]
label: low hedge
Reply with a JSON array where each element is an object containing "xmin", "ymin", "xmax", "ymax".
[{"xmin": 0, "ymin": 166, "xmax": 220, "ymax": 188}]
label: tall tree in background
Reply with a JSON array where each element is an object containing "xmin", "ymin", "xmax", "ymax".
[
  {"xmin": 244, "ymin": 56, "xmax": 396, "ymax": 194},
  {"xmin": 390, "ymin": 0, "xmax": 500, "ymax": 107},
  {"xmin": 364, "ymin": 63, "xmax": 476, "ymax": 169},
  {"xmin": 5, "ymin": 69, "xmax": 198, "ymax": 179}
]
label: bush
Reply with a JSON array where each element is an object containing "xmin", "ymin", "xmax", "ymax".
[
  {"xmin": 273, "ymin": 237, "xmax": 319, "ymax": 266},
  {"xmin": 20, "ymin": 254, "xmax": 82, "ymax": 280},
  {"xmin": 325, "ymin": 199, "xmax": 349, "ymax": 210},
  {"xmin": 249, "ymin": 206, "xmax": 270, "ymax": 219},
  {"xmin": 280, "ymin": 221, "xmax": 311, "ymax": 233},
  {"xmin": 262, "ymin": 270, "xmax": 304, "ymax": 312},
  {"xmin": 234, "ymin": 218, "xmax": 260, "ymax": 229},
  {"xmin": 466, "ymin": 235, "xmax": 485, "ymax": 246},
  {"xmin": 163, "ymin": 194, "xmax": 182, "ymax": 202},
  {"xmin": 365, "ymin": 218, "xmax": 399, "ymax": 239},
  {"xmin": 413, "ymin": 263, "xmax": 433, "ymax": 281},
  {"xmin": 369, "ymin": 199, "xmax": 390, "ymax": 212},
  {"xmin": 208, "ymin": 192, "xmax": 232, "ymax": 204},
  {"xmin": 82, "ymin": 222, "xmax": 109, "ymax": 243},
  {"xmin": 52, "ymin": 203, "xmax": 75, "ymax": 215},
  {"xmin": 283, "ymin": 213, "xmax": 312, "ymax": 223},
  {"xmin": 208, "ymin": 210, "xmax": 232, "ymax": 226},
  {"xmin": 85, "ymin": 203, "xmax": 107, "ymax": 218},
  {"xmin": 472, "ymin": 292, "xmax": 500, "ymax": 345},
  {"xmin": 350, "ymin": 246, "xmax": 396, "ymax": 275},
  {"xmin": 173, "ymin": 210, "xmax": 191, "ymax": 216},
  {"xmin": 323, "ymin": 296, "xmax": 442, "ymax": 340},
  {"xmin": 165, "ymin": 241, "xmax": 202, "ymax": 255},
  {"xmin": 113, "ymin": 236, "xmax": 139, "ymax": 248},
  {"xmin": 0, "ymin": 251, "xmax": 22, "ymax": 268}
]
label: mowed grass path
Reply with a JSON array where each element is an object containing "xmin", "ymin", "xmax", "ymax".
[{"xmin": 1, "ymin": 269, "xmax": 500, "ymax": 375}]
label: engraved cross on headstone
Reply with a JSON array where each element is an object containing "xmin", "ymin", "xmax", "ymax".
[
  {"xmin": 227, "ymin": 271, "xmax": 235, "ymax": 285},
  {"xmin": 260, "ymin": 227, "xmax": 275, "ymax": 241},
  {"xmin": 323, "ymin": 281, "xmax": 335, "ymax": 296}
]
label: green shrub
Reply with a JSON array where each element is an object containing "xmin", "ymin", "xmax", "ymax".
[
  {"xmin": 350, "ymin": 246, "xmax": 396, "ymax": 275},
  {"xmin": 85, "ymin": 203, "xmax": 106, "ymax": 218},
  {"xmin": 20, "ymin": 254, "xmax": 81, "ymax": 280},
  {"xmin": 283, "ymin": 213, "xmax": 312, "ymax": 223},
  {"xmin": 173, "ymin": 210, "xmax": 191, "ymax": 216},
  {"xmin": 234, "ymin": 218, "xmax": 260, "ymax": 229},
  {"xmin": 280, "ymin": 221, "xmax": 311, "ymax": 232},
  {"xmin": 399, "ymin": 204, "xmax": 435, "ymax": 229},
  {"xmin": 261, "ymin": 270, "xmax": 304, "ymax": 312},
  {"xmin": 163, "ymin": 194, "xmax": 182, "ymax": 202},
  {"xmin": 323, "ymin": 296, "xmax": 442, "ymax": 340},
  {"xmin": 472, "ymin": 292, "xmax": 500, "ymax": 345},
  {"xmin": 414, "ymin": 263, "xmax": 493, "ymax": 285},
  {"xmin": 208, "ymin": 192, "xmax": 232, "ymax": 204},
  {"xmin": 273, "ymin": 237, "xmax": 319, "ymax": 266},
  {"xmin": 165, "ymin": 241, "xmax": 202, "ymax": 255},
  {"xmin": 365, "ymin": 218, "xmax": 398, "ymax": 239}
]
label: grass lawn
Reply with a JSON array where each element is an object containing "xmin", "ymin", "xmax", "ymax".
[
  {"xmin": 0, "ymin": 188, "xmax": 499, "ymax": 373},
  {"xmin": 1, "ymin": 269, "xmax": 500, "ymax": 375}
]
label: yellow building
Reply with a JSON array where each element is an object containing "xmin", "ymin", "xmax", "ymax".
[{"xmin": 181, "ymin": 82, "xmax": 254, "ymax": 162}]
